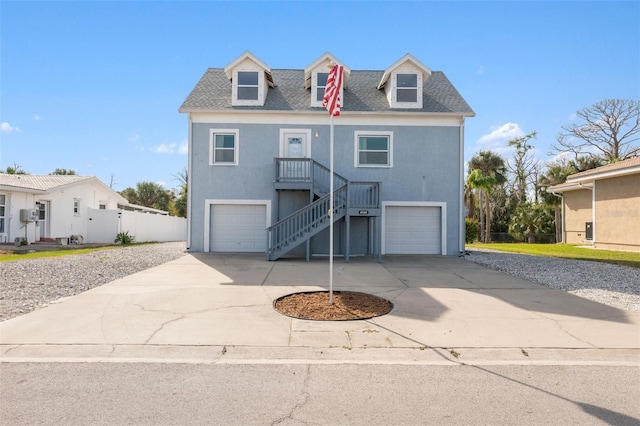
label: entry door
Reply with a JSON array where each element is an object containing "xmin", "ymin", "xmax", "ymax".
[
  {"xmin": 279, "ymin": 130, "xmax": 311, "ymax": 180},
  {"xmin": 37, "ymin": 201, "xmax": 49, "ymax": 239}
]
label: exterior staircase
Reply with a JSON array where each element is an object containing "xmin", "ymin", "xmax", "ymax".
[{"xmin": 267, "ymin": 158, "xmax": 380, "ymax": 261}]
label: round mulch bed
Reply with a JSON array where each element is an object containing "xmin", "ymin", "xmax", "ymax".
[{"xmin": 274, "ymin": 291, "xmax": 393, "ymax": 321}]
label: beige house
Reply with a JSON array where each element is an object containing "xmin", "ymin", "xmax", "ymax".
[{"xmin": 549, "ymin": 156, "xmax": 640, "ymax": 251}]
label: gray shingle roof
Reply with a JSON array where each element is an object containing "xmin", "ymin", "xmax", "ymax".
[
  {"xmin": 0, "ymin": 174, "xmax": 95, "ymax": 191},
  {"xmin": 179, "ymin": 68, "xmax": 474, "ymax": 115}
]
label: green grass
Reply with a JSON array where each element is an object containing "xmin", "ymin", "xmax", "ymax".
[
  {"xmin": 466, "ymin": 242, "xmax": 640, "ymax": 269},
  {"xmin": 0, "ymin": 246, "xmax": 122, "ymax": 262}
]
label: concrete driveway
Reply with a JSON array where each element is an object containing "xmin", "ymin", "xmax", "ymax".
[{"xmin": 1, "ymin": 254, "xmax": 638, "ymax": 365}]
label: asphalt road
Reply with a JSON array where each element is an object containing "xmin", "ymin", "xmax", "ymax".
[{"xmin": 2, "ymin": 363, "xmax": 639, "ymax": 425}]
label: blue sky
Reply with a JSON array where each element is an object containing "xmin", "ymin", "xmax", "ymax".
[{"xmin": 1, "ymin": 1, "xmax": 639, "ymax": 192}]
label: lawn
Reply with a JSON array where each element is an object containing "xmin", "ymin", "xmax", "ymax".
[{"xmin": 466, "ymin": 243, "xmax": 640, "ymax": 269}]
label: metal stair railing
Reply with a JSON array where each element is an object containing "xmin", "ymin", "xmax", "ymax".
[
  {"xmin": 267, "ymin": 184, "xmax": 347, "ymax": 261},
  {"xmin": 348, "ymin": 181, "xmax": 380, "ymax": 209},
  {"xmin": 275, "ymin": 158, "xmax": 348, "ymax": 197}
]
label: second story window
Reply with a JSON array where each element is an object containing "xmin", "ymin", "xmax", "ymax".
[
  {"xmin": 237, "ymin": 71, "xmax": 259, "ymax": 100},
  {"xmin": 396, "ymin": 73, "xmax": 418, "ymax": 103},
  {"xmin": 355, "ymin": 131, "xmax": 393, "ymax": 168},
  {"xmin": 316, "ymin": 72, "xmax": 328, "ymax": 104},
  {"xmin": 210, "ymin": 129, "xmax": 239, "ymax": 166}
]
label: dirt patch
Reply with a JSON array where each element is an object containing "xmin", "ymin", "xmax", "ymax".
[{"xmin": 274, "ymin": 291, "xmax": 393, "ymax": 321}]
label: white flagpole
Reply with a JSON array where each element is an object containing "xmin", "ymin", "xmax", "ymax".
[{"xmin": 329, "ymin": 113, "xmax": 334, "ymax": 305}]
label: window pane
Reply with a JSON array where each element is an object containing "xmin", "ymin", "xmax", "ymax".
[
  {"xmin": 397, "ymin": 74, "xmax": 417, "ymax": 87},
  {"xmin": 359, "ymin": 136, "xmax": 388, "ymax": 151},
  {"xmin": 317, "ymin": 72, "xmax": 328, "ymax": 86},
  {"xmin": 317, "ymin": 88, "xmax": 325, "ymax": 102},
  {"xmin": 238, "ymin": 71, "xmax": 258, "ymax": 85},
  {"xmin": 215, "ymin": 134, "xmax": 235, "ymax": 148},
  {"xmin": 397, "ymin": 88, "xmax": 417, "ymax": 102},
  {"xmin": 0, "ymin": 218, "xmax": 4, "ymax": 233},
  {"xmin": 238, "ymin": 87, "xmax": 258, "ymax": 100},
  {"xmin": 215, "ymin": 149, "xmax": 235, "ymax": 163},
  {"xmin": 0, "ymin": 206, "xmax": 4, "ymax": 215},
  {"xmin": 0, "ymin": 194, "xmax": 5, "ymax": 204},
  {"xmin": 359, "ymin": 152, "xmax": 388, "ymax": 165}
]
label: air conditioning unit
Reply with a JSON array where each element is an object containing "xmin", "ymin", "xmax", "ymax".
[{"xmin": 20, "ymin": 209, "xmax": 39, "ymax": 222}]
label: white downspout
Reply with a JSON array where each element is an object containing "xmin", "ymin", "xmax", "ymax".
[
  {"xmin": 459, "ymin": 118, "xmax": 465, "ymax": 255},
  {"xmin": 186, "ymin": 113, "xmax": 193, "ymax": 250}
]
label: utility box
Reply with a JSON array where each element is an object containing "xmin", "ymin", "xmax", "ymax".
[
  {"xmin": 585, "ymin": 222, "xmax": 593, "ymax": 240},
  {"xmin": 20, "ymin": 209, "xmax": 39, "ymax": 222}
]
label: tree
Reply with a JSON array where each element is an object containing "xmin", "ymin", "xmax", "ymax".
[
  {"xmin": 508, "ymin": 202, "xmax": 554, "ymax": 243},
  {"xmin": 50, "ymin": 168, "xmax": 76, "ymax": 175},
  {"xmin": 171, "ymin": 167, "xmax": 188, "ymax": 218},
  {"xmin": 507, "ymin": 132, "xmax": 539, "ymax": 204},
  {"xmin": 4, "ymin": 163, "xmax": 27, "ymax": 174},
  {"xmin": 120, "ymin": 181, "xmax": 174, "ymax": 212},
  {"xmin": 467, "ymin": 151, "xmax": 507, "ymax": 243},
  {"xmin": 552, "ymin": 99, "xmax": 640, "ymax": 162},
  {"xmin": 538, "ymin": 161, "xmax": 576, "ymax": 242}
]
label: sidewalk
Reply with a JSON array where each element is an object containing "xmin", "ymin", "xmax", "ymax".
[{"xmin": 1, "ymin": 253, "xmax": 638, "ymax": 365}]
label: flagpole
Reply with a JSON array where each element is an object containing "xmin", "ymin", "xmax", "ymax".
[{"xmin": 329, "ymin": 113, "xmax": 334, "ymax": 305}]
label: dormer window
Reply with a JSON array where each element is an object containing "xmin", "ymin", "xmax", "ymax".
[
  {"xmin": 304, "ymin": 53, "xmax": 350, "ymax": 108},
  {"xmin": 396, "ymin": 74, "xmax": 418, "ymax": 103},
  {"xmin": 237, "ymin": 71, "xmax": 259, "ymax": 100},
  {"xmin": 377, "ymin": 54, "xmax": 431, "ymax": 109},
  {"xmin": 224, "ymin": 51, "xmax": 273, "ymax": 107}
]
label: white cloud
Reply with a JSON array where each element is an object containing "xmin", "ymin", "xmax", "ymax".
[
  {"xmin": 477, "ymin": 122, "xmax": 525, "ymax": 148},
  {"xmin": 178, "ymin": 140, "xmax": 188, "ymax": 155},
  {"xmin": 128, "ymin": 134, "xmax": 141, "ymax": 143},
  {"xmin": 1, "ymin": 122, "xmax": 21, "ymax": 133},
  {"xmin": 153, "ymin": 143, "xmax": 176, "ymax": 154},
  {"xmin": 33, "ymin": 115, "xmax": 41, "ymax": 121},
  {"xmin": 477, "ymin": 65, "xmax": 484, "ymax": 75}
]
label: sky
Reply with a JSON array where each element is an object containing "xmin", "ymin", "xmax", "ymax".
[{"xmin": 1, "ymin": 0, "xmax": 639, "ymax": 192}]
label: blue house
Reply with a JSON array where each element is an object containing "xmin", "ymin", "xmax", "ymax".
[{"xmin": 179, "ymin": 51, "xmax": 474, "ymax": 260}]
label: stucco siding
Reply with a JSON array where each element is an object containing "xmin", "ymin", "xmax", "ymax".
[
  {"xmin": 188, "ymin": 122, "xmax": 462, "ymax": 255},
  {"xmin": 594, "ymin": 174, "xmax": 640, "ymax": 251},
  {"xmin": 563, "ymin": 189, "xmax": 593, "ymax": 244}
]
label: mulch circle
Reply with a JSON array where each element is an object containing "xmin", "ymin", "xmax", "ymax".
[{"xmin": 273, "ymin": 290, "xmax": 393, "ymax": 321}]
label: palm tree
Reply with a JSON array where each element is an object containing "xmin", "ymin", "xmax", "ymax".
[
  {"xmin": 538, "ymin": 162, "xmax": 575, "ymax": 242},
  {"xmin": 468, "ymin": 151, "xmax": 507, "ymax": 243}
]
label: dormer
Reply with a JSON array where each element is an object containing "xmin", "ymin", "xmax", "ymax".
[
  {"xmin": 377, "ymin": 54, "xmax": 431, "ymax": 109},
  {"xmin": 304, "ymin": 52, "xmax": 350, "ymax": 107},
  {"xmin": 223, "ymin": 51, "xmax": 274, "ymax": 106}
]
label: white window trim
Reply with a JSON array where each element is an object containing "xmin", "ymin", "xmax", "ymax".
[
  {"xmin": 390, "ymin": 71, "xmax": 423, "ymax": 109},
  {"xmin": 73, "ymin": 198, "xmax": 81, "ymax": 216},
  {"xmin": 310, "ymin": 70, "xmax": 333, "ymax": 108},
  {"xmin": 232, "ymin": 69, "xmax": 264, "ymax": 106},
  {"xmin": 209, "ymin": 129, "xmax": 239, "ymax": 166},
  {"xmin": 381, "ymin": 201, "xmax": 447, "ymax": 255},
  {"xmin": 354, "ymin": 131, "xmax": 393, "ymax": 168},
  {"xmin": 203, "ymin": 199, "xmax": 272, "ymax": 252},
  {"xmin": 0, "ymin": 193, "xmax": 6, "ymax": 237}
]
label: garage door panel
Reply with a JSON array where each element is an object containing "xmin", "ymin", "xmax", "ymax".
[
  {"xmin": 385, "ymin": 206, "xmax": 441, "ymax": 254},
  {"xmin": 211, "ymin": 204, "xmax": 267, "ymax": 252}
]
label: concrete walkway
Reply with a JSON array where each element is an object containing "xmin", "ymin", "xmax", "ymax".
[{"xmin": 1, "ymin": 254, "xmax": 638, "ymax": 365}]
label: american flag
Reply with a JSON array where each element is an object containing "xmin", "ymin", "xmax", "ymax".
[{"xmin": 322, "ymin": 64, "xmax": 344, "ymax": 117}]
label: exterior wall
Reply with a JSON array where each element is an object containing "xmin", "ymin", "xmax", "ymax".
[
  {"xmin": 86, "ymin": 208, "xmax": 187, "ymax": 244},
  {"xmin": 594, "ymin": 174, "xmax": 640, "ymax": 251},
  {"xmin": 188, "ymin": 117, "xmax": 463, "ymax": 255},
  {"xmin": 562, "ymin": 189, "xmax": 593, "ymax": 244}
]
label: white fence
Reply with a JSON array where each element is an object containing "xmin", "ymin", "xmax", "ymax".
[{"xmin": 86, "ymin": 208, "xmax": 186, "ymax": 244}]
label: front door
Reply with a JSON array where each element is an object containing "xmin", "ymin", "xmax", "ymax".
[
  {"xmin": 36, "ymin": 201, "xmax": 49, "ymax": 240},
  {"xmin": 279, "ymin": 129, "xmax": 311, "ymax": 180}
]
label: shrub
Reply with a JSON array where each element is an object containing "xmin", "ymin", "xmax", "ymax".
[
  {"xmin": 114, "ymin": 231, "xmax": 135, "ymax": 245},
  {"xmin": 465, "ymin": 218, "xmax": 480, "ymax": 243}
]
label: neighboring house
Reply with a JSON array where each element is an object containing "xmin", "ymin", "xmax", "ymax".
[
  {"xmin": 549, "ymin": 156, "xmax": 640, "ymax": 252},
  {"xmin": 179, "ymin": 51, "xmax": 474, "ymax": 260},
  {"xmin": 0, "ymin": 174, "xmax": 185, "ymax": 245}
]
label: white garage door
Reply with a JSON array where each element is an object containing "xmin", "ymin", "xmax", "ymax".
[
  {"xmin": 385, "ymin": 206, "xmax": 441, "ymax": 254},
  {"xmin": 210, "ymin": 204, "xmax": 267, "ymax": 252}
]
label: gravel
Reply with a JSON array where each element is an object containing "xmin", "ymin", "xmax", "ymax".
[
  {"xmin": 465, "ymin": 249, "xmax": 640, "ymax": 312},
  {"xmin": 1, "ymin": 242, "xmax": 638, "ymax": 322},
  {"xmin": 0, "ymin": 242, "xmax": 187, "ymax": 321}
]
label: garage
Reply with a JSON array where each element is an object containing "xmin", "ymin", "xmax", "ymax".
[
  {"xmin": 384, "ymin": 205, "xmax": 442, "ymax": 254},
  {"xmin": 210, "ymin": 204, "xmax": 267, "ymax": 252}
]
